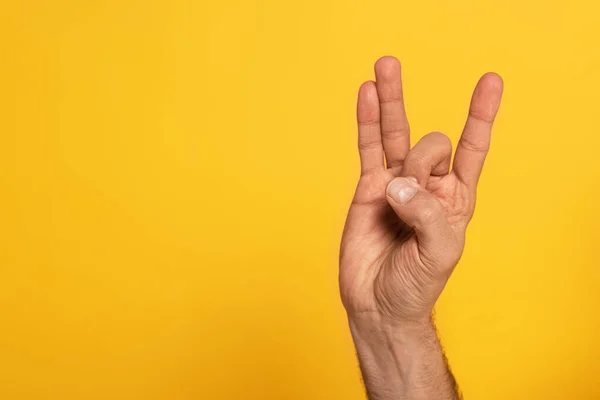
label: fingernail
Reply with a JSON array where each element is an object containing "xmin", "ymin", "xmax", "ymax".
[{"xmin": 387, "ymin": 177, "xmax": 418, "ymax": 204}]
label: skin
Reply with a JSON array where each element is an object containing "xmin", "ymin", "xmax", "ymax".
[{"xmin": 339, "ymin": 56, "xmax": 503, "ymax": 399}]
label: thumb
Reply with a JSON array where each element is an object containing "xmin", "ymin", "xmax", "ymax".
[{"xmin": 386, "ymin": 177, "xmax": 460, "ymax": 268}]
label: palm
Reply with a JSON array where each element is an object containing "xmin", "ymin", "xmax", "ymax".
[
  {"xmin": 339, "ymin": 57, "xmax": 503, "ymax": 321},
  {"xmin": 341, "ymin": 169, "xmax": 470, "ymax": 316}
]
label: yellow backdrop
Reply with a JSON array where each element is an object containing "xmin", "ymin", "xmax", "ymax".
[{"xmin": 1, "ymin": 0, "xmax": 599, "ymax": 399}]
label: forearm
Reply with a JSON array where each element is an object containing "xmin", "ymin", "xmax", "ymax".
[{"xmin": 349, "ymin": 314, "xmax": 460, "ymax": 400}]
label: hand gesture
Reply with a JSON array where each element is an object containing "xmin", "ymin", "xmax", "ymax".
[{"xmin": 340, "ymin": 57, "xmax": 503, "ymax": 324}]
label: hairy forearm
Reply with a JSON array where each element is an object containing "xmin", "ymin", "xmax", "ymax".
[{"xmin": 349, "ymin": 314, "xmax": 460, "ymax": 400}]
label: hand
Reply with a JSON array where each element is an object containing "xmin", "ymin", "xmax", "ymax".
[{"xmin": 340, "ymin": 56, "xmax": 503, "ymax": 325}]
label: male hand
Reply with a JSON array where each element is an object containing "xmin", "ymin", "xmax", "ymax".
[{"xmin": 340, "ymin": 57, "xmax": 503, "ymax": 325}]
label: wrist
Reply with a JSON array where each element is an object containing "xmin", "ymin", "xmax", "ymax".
[
  {"xmin": 347, "ymin": 312, "xmax": 445, "ymax": 399},
  {"xmin": 348, "ymin": 311, "xmax": 434, "ymax": 339}
]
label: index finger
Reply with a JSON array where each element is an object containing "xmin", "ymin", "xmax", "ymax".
[{"xmin": 452, "ymin": 73, "xmax": 504, "ymax": 188}]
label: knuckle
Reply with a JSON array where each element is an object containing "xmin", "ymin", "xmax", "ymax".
[
  {"xmin": 416, "ymin": 201, "xmax": 443, "ymax": 226},
  {"xmin": 358, "ymin": 119, "xmax": 380, "ymax": 128},
  {"xmin": 404, "ymin": 150, "xmax": 428, "ymax": 169},
  {"xmin": 469, "ymin": 107, "xmax": 495, "ymax": 124},
  {"xmin": 358, "ymin": 137, "xmax": 381, "ymax": 151},
  {"xmin": 381, "ymin": 124, "xmax": 410, "ymax": 140},
  {"xmin": 426, "ymin": 131, "xmax": 452, "ymax": 148},
  {"xmin": 379, "ymin": 97, "xmax": 404, "ymax": 106},
  {"xmin": 459, "ymin": 134, "xmax": 489, "ymax": 153}
]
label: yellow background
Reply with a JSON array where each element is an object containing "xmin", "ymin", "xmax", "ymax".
[{"xmin": 1, "ymin": 0, "xmax": 599, "ymax": 399}]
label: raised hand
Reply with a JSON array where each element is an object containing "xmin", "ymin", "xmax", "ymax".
[{"xmin": 340, "ymin": 56, "xmax": 503, "ymax": 325}]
